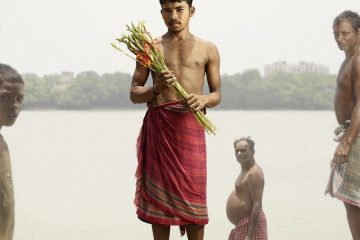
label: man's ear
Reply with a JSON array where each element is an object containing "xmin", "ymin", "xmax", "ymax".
[{"xmin": 190, "ymin": 6, "xmax": 195, "ymax": 17}]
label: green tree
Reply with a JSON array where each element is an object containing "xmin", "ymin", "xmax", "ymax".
[{"xmin": 23, "ymin": 73, "xmax": 53, "ymax": 108}]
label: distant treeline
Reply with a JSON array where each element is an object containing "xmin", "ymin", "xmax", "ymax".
[{"xmin": 22, "ymin": 69, "xmax": 336, "ymax": 110}]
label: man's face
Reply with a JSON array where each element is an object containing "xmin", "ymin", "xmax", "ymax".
[
  {"xmin": 234, "ymin": 140, "xmax": 254, "ymax": 164},
  {"xmin": 333, "ymin": 20, "xmax": 360, "ymax": 52},
  {"xmin": 161, "ymin": 1, "xmax": 194, "ymax": 33},
  {"xmin": 0, "ymin": 82, "xmax": 24, "ymax": 127}
]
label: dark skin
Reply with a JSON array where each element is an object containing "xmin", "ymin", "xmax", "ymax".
[
  {"xmin": 0, "ymin": 81, "xmax": 24, "ymax": 240},
  {"xmin": 130, "ymin": 1, "xmax": 221, "ymax": 111},
  {"xmin": 0, "ymin": 135, "xmax": 14, "ymax": 240},
  {"xmin": 226, "ymin": 140, "xmax": 265, "ymax": 240},
  {"xmin": 333, "ymin": 20, "xmax": 360, "ymax": 165},
  {"xmin": 332, "ymin": 19, "xmax": 360, "ymax": 240},
  {"xmin": 130, "ymin": 1, "xmax": 221, "ymax": 240},
  {"xmin": 0, "ymin": 82, "xmax": 24, "ymax": 127}
]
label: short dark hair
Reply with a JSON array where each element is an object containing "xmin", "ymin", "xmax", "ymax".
[
  {"xmin": 0, "ymin": 64, "xmax": 24, "ymax": 85},
  {"xmin": 159, "ymin": 0, "xmax": 192, "ymax": 6},
  {"xmin": 333, "ymin": 10, "xmax": 360, "ymax": 32},
  {"xmin": 234, "ymin": 136, "xmax": 255, "ymax": 150}
]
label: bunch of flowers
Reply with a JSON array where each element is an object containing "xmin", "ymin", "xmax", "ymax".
[{"xmin": 111, "ymin": 21, "xmax": 217, "ymax": 134}]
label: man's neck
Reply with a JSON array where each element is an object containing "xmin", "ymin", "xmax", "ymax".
[
  {"xmin": 241, "ymin": 159, "xmax": 256, "ymax": 171},
  {"xmin": 165, "ymin": 29, "xmax": 192, "ymax": 40},
  {"xmin": 345, "ymin": 42, "xmax": 360, "ymax": 58}
]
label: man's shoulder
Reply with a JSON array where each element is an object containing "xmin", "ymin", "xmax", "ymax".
[
  {"xmin": 350, "ymin": 51, "xmax": 360, "ymax": 77},
  {"xmin": 0, "ymin": 134, "xmax": 7, "ymax": 153},
  {"xmin": 194, "ymin": 36, "xmax": 218, "ymax": 48},
  {"xmin": 247, "ymin": 164, "xmax": 264, "ymax": 182},
  {"xmin": 352, "ymin": 51, "xmax": 360, "ymax": 65}
]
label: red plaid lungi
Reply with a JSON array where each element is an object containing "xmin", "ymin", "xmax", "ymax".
[
  {"xmin": 134, "ymin": 101, "xmax": 208, "ymax": 231},
  {"xmin": 228, "ymin": 209, "xmax": 268, "ymax": 240}
]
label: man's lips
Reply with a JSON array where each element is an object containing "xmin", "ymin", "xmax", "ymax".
[
  {"xmin": 8, "ymin": 112, "xmax": 18, "ymax": 119},
  {"xmin": 169, "ymin": 21, "xmax": 181, "ymax": 25}
]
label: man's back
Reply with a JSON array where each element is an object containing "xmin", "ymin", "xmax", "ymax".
[{"xmin": 334, "ymin": 52, "xmax": 360, "ymax": 123}]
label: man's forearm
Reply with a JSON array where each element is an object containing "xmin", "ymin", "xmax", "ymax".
[
  {"xmin": 343, "ymin": 103, "xmax": 360, "ymax": 145},
  {"xmin": 247, "ymin": 207, "xmax": 261, "ymax": 239},
  {"xmin": 205, "ymin": 91, "xmax": 221, "ymax": 108},
  {"xmin": 130, "ymin": 86, "xmax": 154, "ymax": 104}
]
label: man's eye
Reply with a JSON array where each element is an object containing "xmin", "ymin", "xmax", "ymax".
[
  {"xmin": 335, "ymin": 32, "xmax": 352, "ymax": 38},
  {"xmin": 1, "ymin": 95, "xmax": 10, "ymax": 101}
]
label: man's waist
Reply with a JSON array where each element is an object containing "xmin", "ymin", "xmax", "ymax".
[{"xmin": 334, "ymin": 120, "xmax": 350, "ymax": 135}]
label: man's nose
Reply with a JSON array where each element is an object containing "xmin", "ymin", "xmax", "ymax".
[
  {"xmin": 337, "ymin": 36, "xmax": 343, "ymax": 41},
  {"xmin": 170, "ymin": 10, "xmax": 177, "ymax": 19},
  {"xmin": 336, "ymin": 33, "xmax": 346, "ymax": 41},
  {"xmin": 12, "ymin": 99, "xmax": 21, "ymax": 109}
]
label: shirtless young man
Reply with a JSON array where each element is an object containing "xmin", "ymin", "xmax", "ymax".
[
  {"xmin": 325, "ymin": 10, "xmax": 360, "ymax": 240},
  {"xmin": 130, "ymin": 1, "xmax": 221, "ymax": 239},
  {"xmin": 0, "ymin": 64, "xmax": 24, "ymax": 240},
  {"xmin": 226, "ymin": 137, "xmax": 267, "ymax": 240}
]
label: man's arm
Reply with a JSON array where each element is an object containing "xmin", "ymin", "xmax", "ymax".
[
  {"xmin": 130, "ymin": 62, "xmax": 153, "ymax": 104},
  {"xmin": 130, "ymin": 61, "xmax": 177, "ymax": 104},
  {"xmin": 335, "ymin": 55, "xmax": 360, "ymax": 163},
  {"xmin": 185, "ymin": 42, "xmax": 221, "ymax": 111},
  {"xmin": 246, "ymin": 169, "xmax": 264, "ymax": 240},
  {"xmin": 204, "ymin": 42, "xmax": 221, "ymax": 108}
]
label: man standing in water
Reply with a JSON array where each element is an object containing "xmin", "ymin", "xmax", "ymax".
[
  {"xmin": 226, "ymin": 137, "xmax": 267, "ymax": 240},
  {"xmin": 325, "ymin": 10, "xmax": 360, "ymax": 240},
  {"xmin": 130, "ymin": 0, "xmax": 221, "ymax": 239},
  {"xmin": 0, "ymin": 64, "xmax": 24, "ymax": 240}
]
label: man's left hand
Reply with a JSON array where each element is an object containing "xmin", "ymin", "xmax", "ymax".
[
  {"xmin": 184, "ymin": 94, "xmax": 208, "ymax": 112},
  {"xmin": 333, "ymin": 141, "xmax": 351, "ymax": 164}
]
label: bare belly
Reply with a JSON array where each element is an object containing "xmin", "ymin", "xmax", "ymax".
[
  {"xmin": 154, "ymin": 90, "xmax": 179, "ymax": 105},
  {"xmin": 226, "ymin": 191, "xmax": 252, "ymax": 225},
  {"xmin": 334, "ymin": 89, "xmax": 354, "ymax": 123}
]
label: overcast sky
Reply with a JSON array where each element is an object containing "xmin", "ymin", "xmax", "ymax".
[{"xmin": 0, "ymin": 0, "xmax": 359, "ymax": 76}]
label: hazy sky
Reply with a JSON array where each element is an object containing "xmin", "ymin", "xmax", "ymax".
[{"xmin": 0, "ymin": 0, "xmax": 359, "ymax": 76}]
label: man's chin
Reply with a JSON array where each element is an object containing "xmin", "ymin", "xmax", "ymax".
[
  {"xmin": 168, "ymin": 27, "xmax": 183, "ymax": 33},
  {"xmin": 4, "ymin": 119, "xmax": 17, "ymax": 127},
  {"xmin": 337, "ymin": 45, "xmax": 346, "ymax": 51}
]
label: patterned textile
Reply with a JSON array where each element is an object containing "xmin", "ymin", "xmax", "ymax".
[
  {"xmin": 228, "ymin": 209, "xmax": 268, "ymax": 240},
  {"xmin": 325, "ymin": 122, "xmax": 360, "ymax": 207},
  {"xmin": 134, "ymin": 101, "xmax": 208, "ymax": 231}
]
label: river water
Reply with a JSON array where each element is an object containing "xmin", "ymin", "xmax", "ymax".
[{"xmin": 1, "ymin": 110, "xmax": 351, "ymax": 239}]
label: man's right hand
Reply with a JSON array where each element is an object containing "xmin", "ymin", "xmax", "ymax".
[{"xmin": 154, "ymin": 70, "xmax": 177, "ymax": 94}]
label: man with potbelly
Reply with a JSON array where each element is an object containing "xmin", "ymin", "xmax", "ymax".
[{"xmin": 226, "ymin": 137, "xmax": 267, "ymax": 240}]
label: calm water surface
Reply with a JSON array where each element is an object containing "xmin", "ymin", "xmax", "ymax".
[{"xmin": 2, "ymin": 110, "xmax": 351, "ymax": 239}]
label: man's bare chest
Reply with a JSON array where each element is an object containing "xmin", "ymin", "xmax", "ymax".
[
  {"xmin": 164, "ymin": 51, "xmax": 207, "ymax": 69},
  {"xmin": 337, "ymin": 60, "xmax": 353, "ymax": 89},
  {"xmin": 235, "ymin": 174, "xmax": 249, "ymax": 194}
]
